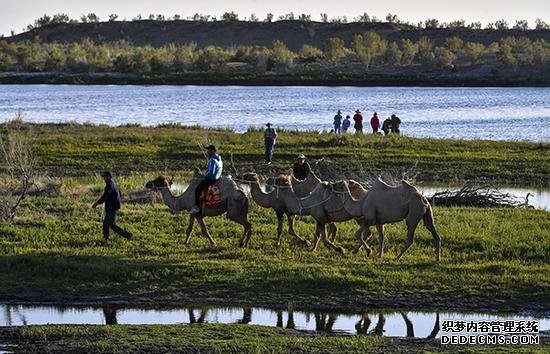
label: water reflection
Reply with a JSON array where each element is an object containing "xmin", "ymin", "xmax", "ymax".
[{"xmin": 1, "ymin": 304, "xmax": 548, "ymax": 338}]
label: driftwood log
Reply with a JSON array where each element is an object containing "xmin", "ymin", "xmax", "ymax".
[{"xmin": 427, "ymin": 183, "xmax": 532, "ymax": 208}]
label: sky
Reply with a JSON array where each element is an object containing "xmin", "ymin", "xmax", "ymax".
[{"xmin": 1, "ymin": 0, "xmax": 549, "ymax": 36}]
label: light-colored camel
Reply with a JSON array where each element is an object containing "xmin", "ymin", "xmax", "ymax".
[
  {"xmin": 271, "ymin": 177, "xmax": 373, "ymax": 254},
  {"xmin": 145, "ymin": 169, "xmax": 252, "ymax": 247},
  {"xmin": 270, "ymin": 171, "xmax": 367, "ymax": 244},
  {"xmin": 336, "ymin": 178, "xmax": 442, "ymax": 261},
  {"xmin": 241, "ymin": 172, "xmax": 309, "ymax": 247}
]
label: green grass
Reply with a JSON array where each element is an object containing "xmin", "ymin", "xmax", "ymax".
[
  {"xmin": 0, "ymin": 324, "xmax": 548, "ymax": 353},
  {"xmin": 1, "ymin": 123, "xmax": 549, "ymax": 183},
  {"xmin": 0, "ymin": 191, "xmax": 548, "ymax": 310}
]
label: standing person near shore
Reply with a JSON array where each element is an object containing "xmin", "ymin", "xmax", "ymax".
[
  {"xmin": 333, "ymin": 110, "xmax": 343, "ymax": 134},
  {"xmin": 342, "ymin": 115, "xmax": 351, "ymax": 133},
  {"xmin": 370, "ymin": 112, "xmax": 380, "ymax": 134},
  {"xmin": 92, "ymin": 171, "xmax": 133, "ymax": 241},
  {"xmin": 390, "ymin": 114, "xmax": 402, "ymax": 135},
  {"xmin": 353, "ymin": 110, "xmax": 363, "ymax": 134},
  {"xmin": 382, "ymin": 117, "xmax": 392, "ymax": 136},
  {"xmin": 292, "ymin": 154, "xmax": 311, "ymax": 181},
  {"xmin": 264, "ymin": 122, "xmax": 277, "ymax": 164}
]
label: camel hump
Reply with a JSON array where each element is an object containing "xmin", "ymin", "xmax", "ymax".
[
  {"xmin": 401, "ymin": 179, "xmax": 420, "ymax": 193},
  {"xmin": 373, "ymin": 177, "xmax": 392, "ymax": 190}
]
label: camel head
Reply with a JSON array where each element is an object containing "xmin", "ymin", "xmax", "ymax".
[
  {"xmin": 241, "ymin": 172, "xmax": 259, "ymax": 182},
  {"xmin": 145, "ymin": 176, "xmax": 171, "ymax": 190}
]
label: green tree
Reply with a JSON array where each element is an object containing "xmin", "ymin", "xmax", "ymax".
[
  {"xmin": 195, "ymin": 46, "xmax": 232, "ymax": 71},
  {"xmin": 463, "ymin": 42, "xmax": 485, "ymax": 64},
  {"xmin": 324, "ymin": 37, "xmax": 346, "ymax": 63},
  {"xmin": 298, "ymin": 44, "xmax": 323, "ymax": 59},
  {"xmin": 513, "ymin": 20, "xmax": 529, "ymax": 30},
  {"xmin": 271, "ymin": 40, "xmax": 295, "ymax": 63},
  {"xmin": 417, "ymin": 36, "xmax": 434, "ymax": 65},
  {"xmin": 433, "ymin": 47, "xmax": 455, "ymax": 67},
  {"xmin": 222, "ymin": 12, "xmax": 239, "ymax": 22},
  {"xmin": 385, "ymin": 42, "xmax": 402, "ymax": 66},
  {"xmin": 352, "ymin": 32, "xmax": 387, "ymax": 70},
  {"xmin": 499, "ymin": 43, "xmax": 517, "ymax": 66},
  {"xmin": 444, "ymin": 36, "xmax": 464, "ymax": 52},
  {"xmin": 400, "ymin": 39, "xmax": 418, "ymax": 65}
]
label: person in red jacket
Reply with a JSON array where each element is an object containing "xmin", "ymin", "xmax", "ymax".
[
  {"xmin": 370, "ymin": 112, "xmax": 380, "ymax": 134},
  {"xmin": 353, "ymin": 110, "xmax": 363, "ymax": 134}
]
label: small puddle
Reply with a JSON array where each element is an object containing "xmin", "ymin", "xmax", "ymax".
[{"xmin": 1, "ymin": 304, "xmax": 548, "ymax": 338}]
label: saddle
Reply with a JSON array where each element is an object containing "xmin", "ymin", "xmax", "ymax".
[{"xmin": 199, "ymin": 181, "xmax": 222, "ymax": 209}]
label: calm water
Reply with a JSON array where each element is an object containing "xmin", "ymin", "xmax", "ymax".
[
  {"xmin": 0, "ymin": 85, "xmax": 549, "ymax": 141},
  {"xmin": 1, "ymin": 304, "xmax": 548, "ymax": 338}
]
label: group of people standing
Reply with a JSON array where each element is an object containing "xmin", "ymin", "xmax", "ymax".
[{"xmin": 333, "ymin": 110, "xmax": 402, "ymax": 135}]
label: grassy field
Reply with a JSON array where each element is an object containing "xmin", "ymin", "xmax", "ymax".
[
  {"xmin": 0, "ymin": 123, "xmax": 548, "ymax": 352},
  {"xmin": 1, "ymin": 324, "xmax": 548, "ymax": 353},
  {"xmin": 0, "ymin": 187, "xmax": 548, "ymax": 310},
  {"xmin": 1, "ymin": 122, "xmax": 549, "ymax": 183}
]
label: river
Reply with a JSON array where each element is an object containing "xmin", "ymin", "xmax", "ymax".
[{"xmin": 0, "ymin": 85, "xmax": 549, "ymax": 141}]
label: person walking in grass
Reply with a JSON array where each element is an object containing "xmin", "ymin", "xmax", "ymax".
[
  {"xmin": 333, "ymin": 110, "xmax": 343, "ymax": 134},
  {"xmin": 92, "ymin": 171, "xmax": 133, "ymax": 241},
  {"xmin": 264, "ymin": 122, "xmax": 277, "ymax": 164},
  {"xmin": 370, "ymin": 112, "xmax": 380, "ymax": 134},
  {"xmin": 342, "ymin": 115, "xmax": 351, "ymax": 133}
]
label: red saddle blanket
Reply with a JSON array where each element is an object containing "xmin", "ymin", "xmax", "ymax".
[{"xmin": 199, "ymin": 181, "xmax": 222, "ymax": 209}]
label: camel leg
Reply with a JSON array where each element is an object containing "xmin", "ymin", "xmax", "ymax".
[
  {"xmin": 311, "ymin": 225, "xmax": 322, "ymax": 252},
  {"xmin": 184, "ymin": 215, "xmax": 195, "ymax": 245},
  {"xmin": 319, "ymin": 221, "xmax": 345, "ymax": 254},
  {"xmin": 227, "ymin": 200, "xmax": 252, "ymax": 248},
  {"xmin": 423, "ymin": 209, "xmax": 442, "ymax": 262},
  {"xmin": 354, "ymin": 226, "xmax": 372, "ymax": 256},
  {"xmin": 327, "ymin": 223, "xmax": 337, "ymax": 242},
  {"xmin": 396, "ymin": 218, "xmax": 420, "ymax": 260},
  {"xmin": 196, "ymin": 216, "xmax": 217, "ymax": 248},
  {"xmin": 275, "ymin": 210, "xmax": 284, "ymax": 246},
  {"xmin": 287, "ymin": 213, "xmax": 310, "ymax": 247},
  {"xmin": 376, "ymin": 224, "xmax": 385, "ymax": 258}
]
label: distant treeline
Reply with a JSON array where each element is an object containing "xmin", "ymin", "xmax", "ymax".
[
  {"xmin": 0, "ymin": 32, "xmax": 548, "ymax": 75},
  {"xmin": 12, "ymin": 12, "xmax": 550, "ymax": 36}
]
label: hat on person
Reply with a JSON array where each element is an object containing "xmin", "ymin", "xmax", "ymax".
[
  {"xmin": 100, "ymin": 170, "xmax": 112, "ymax": 178},
  {"xmin": 205, "ymin": 144, "xmax": 217, "ymax": 151},
  {"xmin": 337, "ymin": 110, "xmax": 341, "ymax": 114},
  {"xmin": 266, "ymin": 122, "xmax": 272, "ymax": 127},
  {"xmin": 297, "ymin": 154, "xmax": 306, "ymax": 160},
  {"xmin": 391, "ymin": 114, "xmax": 396, "ymax": 118},
  {"xmin": 355, "ymin": 109, "xmax": 361, "ymax": 113}
]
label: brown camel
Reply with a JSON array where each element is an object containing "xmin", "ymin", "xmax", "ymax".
[
  {"xmin": 241, "ymin": 173, "xmax": 309, "ymax": 246},
  {"xmin": 336, "ymin": 178, "xmax": 442, "ymax": 261},
  {"xmin": 145, "ymin": 169, "xmax": 252, "ymax": 247}
]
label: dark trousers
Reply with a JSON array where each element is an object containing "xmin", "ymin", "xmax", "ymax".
[
  {"xmin": 265, "ymin": 140, "xmax": 275, "ymax": 163},
  {"xmin": 103, "ymin": 209, "xmax": 132, "ymax": 240},
  {"xmin": 194, "ymin": 177, "xmax": 217, "ymax": 206}
]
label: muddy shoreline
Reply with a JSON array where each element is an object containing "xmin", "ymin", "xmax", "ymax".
[{"xmin": 1, "ymin": 292, "xmax": 548, "ymax": 315}]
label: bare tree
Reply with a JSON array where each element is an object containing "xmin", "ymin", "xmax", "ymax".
[{"xmin": 0, "ymin": 112, "xmax": 37, "ymax": 221}]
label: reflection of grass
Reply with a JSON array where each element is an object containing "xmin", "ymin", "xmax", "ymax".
[
  {"xmin": 1, "ymin": 324, "xmax": 548, "ymax": 353},
  {"xmin": 0, "ymin": 123, "xmax": 548, "ymax": 183},
  {"xmin": 0, "ymin": 194, "xmax": 549, "ymax": 311}
]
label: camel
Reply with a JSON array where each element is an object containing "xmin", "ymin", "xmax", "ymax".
[
  {"xmin": 145, "ymin": 169, "xmax": 252, "ymax": 248},
  {"xmin": 241, "ymin": 173, "xmax": 309, "ymax": 246},
  {"xmin": 269, "ymin": 171, "xmax": 369, "ymax": 245},
  {"xmin": 336, "ymin": 178, "xmax": 442, "ymax": 261},
  {"xmin": 270, "ymin": 178, "xmax": 373, "ymax": 255}
]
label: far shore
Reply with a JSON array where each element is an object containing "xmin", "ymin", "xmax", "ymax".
[{"xmin": 1, "ymin": 71, "xmax": 549, "ymax": 86}]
